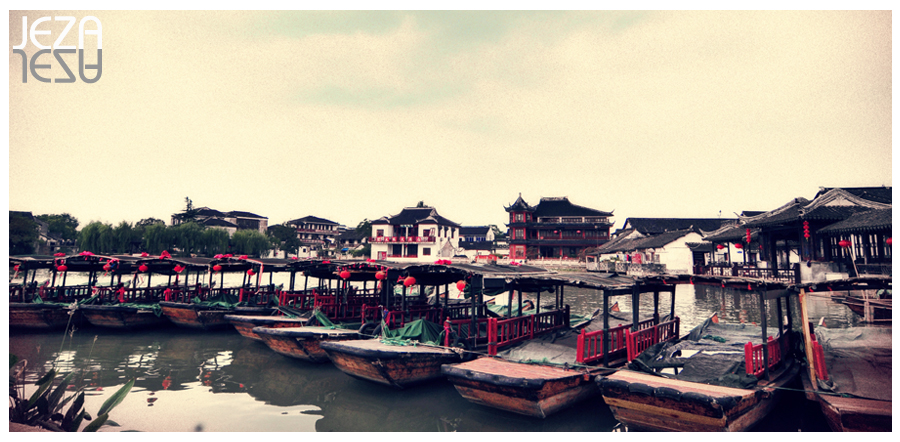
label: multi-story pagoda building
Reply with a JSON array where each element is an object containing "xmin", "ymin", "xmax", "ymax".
[
  {"xmin": 505, "ymin": 195, "xmax": 613, "ymax": 260},
  {"xmin": 286, "ymin": 216, "xmax": 341, "ymax": 254},
  {"xmin": 369, "ymin": 206, "xmax": 460, "ymax": 262}
]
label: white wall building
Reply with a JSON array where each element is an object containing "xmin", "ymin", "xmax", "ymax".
[{"xmin": 369, "ymin": 206, "xmax": 460, "ymax": 262}]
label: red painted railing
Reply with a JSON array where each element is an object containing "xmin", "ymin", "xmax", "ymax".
[
  {"xmin": 444, "ymin": 317, "xmax": 492, "ymax": 347},
  {"xmin": 576, "ymin": 323, "xmax": 631, "ymax": 364},
  {"xmin": 811, "ymin": 340, "xmax": 829, "ymax": 381},
  {"xmin": 625, "ymin": 318, "xmax": 681, "ymax": 361},
  {"xmin": 745, "ymin": 335, "xmax": 783, "ymax": 378},
  {"xmin": 486, "ymin": 309, "xmax": 569, "ymax": 355},
  {"xmin": 385, "ymin": 306, "xmax": 444, "ymax": 329}
]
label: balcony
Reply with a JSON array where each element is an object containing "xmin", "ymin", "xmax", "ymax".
[{"xmin": 369, "ymin": 236, "xmax": 437, "ymax": 244}]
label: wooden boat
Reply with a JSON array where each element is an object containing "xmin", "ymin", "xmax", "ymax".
[
  {"xmin": 9, "ymin": 254, "xmax": 119, "ymax": 330},
  {"xmin": 322, "ymin": 263, "xmax": 560, "ymax": 388},
  {"xmin": 79, "ymin": 303, "xmax": 169, "ymax": 329},
  {"xmin": 841, "ymin": 293, "xmax": 891, "ymax": 322},
  {"xmin": 798, "ymin": 276, "xmax": 892, "ymax": 432},
  {"xmin": 224, "ymin": 313, "xmax": 310, "ymax": 341},
  {"xmin": 9, "ymin": 302, "xmax": 79, "ymax": 330},
  {"xmin": 256, "ymin": 326, "xmax": 362, "ymax": 362},
  {"xmin": 158, "ymin": 301, "xmax": 234, "ymax": 330},
  {"xmin": 443, "ymin": 274, "xmax": 681, "ymax": 418},
  {"xmin": 322, "ymin": 338, "xmax": 464, "ymax": 388},
  {"xmin": 599, "ymin": 277, "xmax": 800, "ymax": 431}
]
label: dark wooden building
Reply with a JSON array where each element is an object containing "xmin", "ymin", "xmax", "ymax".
[{"xmin": 505, "ymin": 195, "xmax": 613, "ymax": 260}]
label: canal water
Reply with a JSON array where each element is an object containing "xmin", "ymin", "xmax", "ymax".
[{"xmin": 9, "ymin": 275, "xmax": 859, "ymax": 432}]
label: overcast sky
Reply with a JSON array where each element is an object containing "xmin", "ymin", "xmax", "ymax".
[{"xmin": 7, "ymin": 9, "xmax": 892, "ymax": 233}]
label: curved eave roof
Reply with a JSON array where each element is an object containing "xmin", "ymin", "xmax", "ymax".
[{"xmin": 817, "ymin": 209, "xmax": 892, "ymax": 234}]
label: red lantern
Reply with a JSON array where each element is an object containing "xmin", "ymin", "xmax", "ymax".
[
  {"xmin": 138, "ymin": 264, "xmax": 149, "ymax": 273},
  {"xmin": 173, "ymin": 265, "xmax": 184, "ymax": 273},
  {"xmin": 14, "ymin": 264, "xmax": 20, "ymax": 272},
  {"xmin": 403, "ymin": 276, "xmax": 416, "ymax": 287},
  {"xmin": 734, "ymin": 243, "xmax": 743, "ymax": 249},
  {"xmin": 456, "ymin": 280, "xmax": 466, "ymax": 291},
  {"xmin": 141, "ymin": 252, "xmax": 149, "ymax": 257},
  {"xmin": 213, "ymin": 264, "xmax": 222, "ymax": 272},
  {"xmin": 716, "ymin": 244, "xmax": 725, "ymax": 250},
  {"xmin": 887, "ymin": 238, "xmax": 892, "ymax": 246},
  {"xmin": 247, "ymin": 269, "xmax": 256, "ymax": 276},
  {"xmin": 239, "ymin": 255, "xmax": 248, "ymax": 260},
  {"xmin": 57, "ymin": 265, "xmax": 67, "ymax": 272},
  {"xmin": 103, "ymin": 263, "xmax": 112, "ymax": 272},
  {"xmin": 340, "ymin": 270, "xmax": 351, "ymax": 279},
  {"xmin": 375, "ymin": 271, "xmax": 385, "ymax": 280},
  {"xmin": 839, "ymin": 240, "xmax": 851, "ymax": 248}
]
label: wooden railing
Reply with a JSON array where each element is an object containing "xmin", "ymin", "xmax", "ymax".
[
  {"xmin": 443, "ymin": 317, "xmax": 492, "ymax": 347},
  {"xmin": 384, "ymin": 306, "xmax": 444, "ymax": 329},
  {"xmin": 693, "ymin": 263, "xmax": 800, "ymax": 284},
  {"xmin": 576, "ymin": 323, "xmax": 630, "ymax": 364},
  {"xmin": 745, "ymin": 335, "xmax": 783, "ymax": 378},
  {"xmin": 625, "ymin": 317, "xmax": 681, "ymax": 361},
  {"xmin": 486, "ymin": 308, "xmax": 569, "ymax": 355}
]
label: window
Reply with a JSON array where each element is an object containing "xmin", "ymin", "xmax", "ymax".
[
  {"xmin": 423, "ymin": 247, "xmax": 431, "ymax": 256},
  {"xmin": 376, "ymin": 229, "xmax": 384, "ymax": 237},
  {"xmin": 515, "ymin": 213, "xmax": 523, "ymax": 222}
]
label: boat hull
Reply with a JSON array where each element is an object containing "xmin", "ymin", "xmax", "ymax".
[
  {"xmin": 255, "ymin": 326, "xmax": 361, "ymax": 363},
  {"xmin": 600, "ymin": 361, "xmax": 799, "ymax": 431},
  {"xmin": 159, "ymin": 301, "xmax": 232, "ymax": 331},
  {"xmin": 9, "ymin": 303, "xmax": 81, "ymax": 330},
  {"xmin": 801, "ymin": 372, "xmax": 891, "ymax": 432},
  {"xmin": 79, "ymin": 305, "xmax": 171, "ymax": 330},
  {"xmin": 322, "ymin": 339, "xmax": 463, "ymax": 388},
  {"xmin": 224, "ymin": 314, "xmax": 309, "ymax": 341},
  {"xmin": 442, "ymin": 357, "xmax": 605, "ymax": 418}
]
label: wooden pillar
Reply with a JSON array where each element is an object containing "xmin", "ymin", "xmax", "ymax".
[
  {"xmin": 759, "ymin": 288, "xmax": 769, "ymax": 380},
  {"xmin": 631, "ymin": 285, "xmax": 640, "ymax": 331},
  {"xmin": 536, "ymin": 290, "xmax": 541, "ymax": 315},
  {"xmin": 602, "ymin": 290, "xmax": 610, "ymax": 367},
  {"xmin": 517, "ymin": 289, "xmax": 522, "ymax": 317},
  {"xmin": 507, "ymin": 289, "xmax": 513, "ymax": 318},
  {"xmin": 653, "ymin": 290, "xmax": 660, "ymax": 324}
]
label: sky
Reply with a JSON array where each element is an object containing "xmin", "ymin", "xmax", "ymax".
[{"xmin": 7, "ymin": 9, "xmax": 893, "ymax": 234}]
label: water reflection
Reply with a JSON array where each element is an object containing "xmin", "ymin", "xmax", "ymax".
[{"xmin": 9, "ymin": 283, "xmax": 849, "ymax": 432}]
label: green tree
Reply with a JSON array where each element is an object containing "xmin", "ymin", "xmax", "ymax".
[
  {"xmin": 10, "ymin": 212, "xmax": 38, "ymax": 255},
  {"xmin": 172, "ymin": 197, "xmax": 199, "ymax": 224},
  {"xmin": 142, "ymin": 223, "xmax": 170, "ymax": 254},
  {"xmin": 231, "ymin": 229, "xmax": 271, "ymax": 258},
  {"xmin": 78, "ymin": 221, "xmax": 114, "ymax": 254},
  {"xmin": 268, "ymin": 224, "xmax": 302, "ymax": 256},
  {"xmin": 172, "ymin": 222, "xmax": 204, "ymax": 256},
  {"xmin": 35, "ymin": 213, "xmax": 79, "ymax": 242},
  {"xmin": 201, "ymin": 228, "xmax": 230, "ymax": 256},
  {"xmin": 112, "ymin": 221, "xmax": 137, "ymax": 254}
]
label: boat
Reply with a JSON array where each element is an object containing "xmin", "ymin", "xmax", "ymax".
[
  {"xmin": 323, "ymin": 263, "xmax": 557, "ymax": 388},
  {"xmin": 841, "ymin": 289, "xmax": 891, "ymax": 322},
  {"xmin": 160, "ymin": 255, "xmax": 288, "ymax": 330},
  {"xmin": 798, "ymin": 276, "xmax": 892, "ymax": 432},
  {"xmin": 599, "ymin": 276, "xmax": 801, "ymax": 431},
  {"xmin": 78, "ymin": 254, "xmax": 211, "ymax": 330},
  {"xmin": 9, "ymin": 253, "xmax": 104, "ymax": 330},
  {"xmin": 443, "ymin": 273, "xmax": 682, "ymax": 418}
]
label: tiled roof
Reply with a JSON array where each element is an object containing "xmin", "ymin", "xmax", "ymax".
[
  {"xmin": 460, "ymin": 226, "xmax": 490, "ymax": 235},
  {"xmin": 203, "ymin": 218, "xmax": 238, "ymax": 228},
  {"xmin": 227, "ymin": 210, "xmax": 267, "ymax": 219},
  {"xmin": 801, "ymin": 205, "xmax": 873, "ymax": 221},
  {"xmin": 595, "ymin": 229, "xmax": 694, "ymax": 253},
  {"xmin": 814, "ymin": 186, "xmax": 892, "ymax": 204},
  {"xmin": 703, "ymin": 225, "xmax": 758, "ymax": 242},
  {"xmin": 504, "ymin": 194, "xmax": 535, "ymax": 212},
  {"xmin": 459, "ymin": 240, "xmax": 494, "ymax": 251},
  {"xmin": 288, "ymin": 216, "xmax": 339, "ymax": 226},
  {"xmin": 372, "ymin": 207, "xmax": 460, "ymax": 227},
  {"xmin": 818, "ymin": 209, "xmax": 892, "ymax": 234},
  {"xmin": 741, "ymin": 198, "xmax": 809, "ymax": 228},
  {"xmin": 533, "ymin": 197, "xmax": 612, "ymax": 218},
  {"xmin": 624, "ymin": 218, "xmax": 736, "ymax": 235}
]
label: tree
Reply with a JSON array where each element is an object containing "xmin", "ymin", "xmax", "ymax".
[
  {"xmin": 36, "ymin": 213, "xmax": 79, "ymax": 242},
  {"xmin": 231, "ymin": 229, "xmax": 271, "ymax": 258},
  {"xmin": 112, "ymin": 221, "xmax": 138, "ymax": 254},
  {"xmin": 355, "ymin": 219, "xmax": 372, "ymax": 236},
  {"xmin": 10, "ymin": 212, "xmax": 38, "ymax": 255},
  {"xmin": 172, "ymin": 197, "xmax": 199, "ymax": 224},
  {"xmin": 171, "ymin": 222, "xmax": 204, "ymax": 256},
  {"xmin": 268, "ymin": 224, "xmax": 301, "ymax": 257},
  {"xmin": 200, "ymin": 228, "xmax": 229, "ymax": 256},
  {"xmin": 141, "ymin": 223, "xmax": 170, "ymax": 254},
  {"xmin": 78, "ymin": 221, "xmax": 114, "ymax": 254}
]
